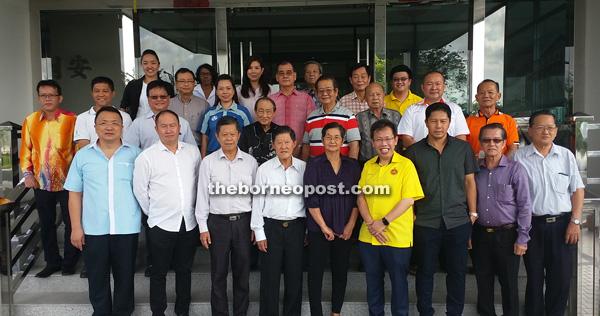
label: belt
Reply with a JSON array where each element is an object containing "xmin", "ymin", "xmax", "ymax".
[
  {"xmin": 479, "ymin": 223, "xmax": 517, "ymax": 233},
  {"xmin": 264, "ymin": 217, "xmax": 305, "ymax": 228},
  {"xmin": 213, "ymin": 212, "xmax": 250, "ymax": 222},
  {"xmin": 532, "ymin": 213, "xmax": 570, "ymax": 224}
]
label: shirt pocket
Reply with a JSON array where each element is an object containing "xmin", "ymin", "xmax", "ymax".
[
  {"xmin": 496, "ymin": 184, "xmax": 514, "ymax": 203},
  {"xmin": 552, "ymin": 172, "xmax": 570, "ymax": 194},
  {"xmin": 115, "ymin": 161, "xmax": 134, "ymax": 182}
]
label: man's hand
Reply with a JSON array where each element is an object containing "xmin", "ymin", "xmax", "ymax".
[
  {"xmin": 257, "ymin": 239, "xmax": 267, "ymax": 252},
  {"xmin": 304, "ymin": 234, "xmax": 308, "ymax": 246},
  {"xmin": 468, "ymin": 239, "xmax": 472, "ymax": 250},
  {"xmin": 470, "ymin": 215, "xmax": 477, "ymax": 225},
  {"xmin": 200, "ymin": 231, "xmax": 211, "ymax": 249},
  {"xmin": 367, "ymin": 220, "xmax": 388, "ymax": 244},
  {"xmin": 514, "ymin": 243, "xmax": 527, "ymax": 256},
  {"xmin": 24, "ymin": 176, "xmax": 39, "ymax": 189},
  {"xmin": 70, "ymin": 227, "xmax": 85, "ymax": 251},
  {"xmin": 338, "ymin": 222, "xmax": 355, "ymax": 240},
  {"xmin": 565, "ymin": 222, "xmax": 581, "ymax": 244},
  {"xmin": 321, "ymin": 226, "xmax": 335, "ymax": 241}
]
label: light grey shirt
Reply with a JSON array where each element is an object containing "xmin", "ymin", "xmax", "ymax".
[
  {"xmin": 169, "ymin": 94, "xmax": 209, "ymax": 146},
  {"xmin": 123, "ymin": 110, "xmax": 196, "ymax": 150}
]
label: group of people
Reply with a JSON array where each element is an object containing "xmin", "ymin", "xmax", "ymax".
[{"xmin": 18, "ymin": 48, "xmax": 583, "ymax": 316}]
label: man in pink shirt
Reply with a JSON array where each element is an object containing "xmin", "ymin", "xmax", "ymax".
[{"xmin": 270, "ymin": 61, "xmax": 316, "ymax": 158}]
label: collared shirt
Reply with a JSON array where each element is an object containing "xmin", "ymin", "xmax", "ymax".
[
  {"xmin": 133, "ymin": 141, "xmax": 200, "ymax": 232},
  {"xmin": 123, "ymin": 111, "xmax": 196, "ymax": 150},
  {"xmin": 20, "ymin": 109, "xmax": 77, "ymax": 192},
  {"xmin": 339, "ymin": 91, "xmax": 369, "ymax": 114},
  {"xmin": 197, "ymin": 103, "xmax": 252, "ymax": 152},
  {"xmin": 271, "ymin": 88, "xmax": 316, "ymax": 141},
  {"xmin": 193, "ymin": 85, "xmax": 216, "ymax": 107},
  {"xmin": 236, "ymin": 84, "xmax": 273, "ymax": 122},
  {"xmin": 397, "ymin": 99, "xmax": 470, "ymax": 141},
  {"xmin": 239, "ymin": 122, "xmax": 279, "ymax": 166},
  {"xmin": 355, "ymin": 108, "xmax": 402, "ymax": 162},
  {"xmin": 301, "ymin": 87, "xmax": 323, "ymax": 109},
  {"xmin": 466, "ymin": 109, "xmax": 519, "ymax": 158},
  {"xmin": 475, "ymin": 155, "xmax": 532, "ymax": 246},
  {"xmin": 64, "ymin": 141, "xmax": 142, "ymax": 235},
  {"xmin": 303, "ymin": 103, "xmax": 361, "ymax": 157},
  {"xmin": 304, "ymin": 154, "xmax": 360, "ymax": 235},
  {"xmin": 169, "ymin": 94, "xmax": 210, "ymax": 146},
  {"xmin": 405, "ymin": 136, "xmax": 479, "ymax": 229},
  {"xmin": 512, "ymin": 143, "xmax": 585, "ymax": 216},
  {"xmin": 196, "ymin": 148, "xmax": 258, "ymax": 233},
  {"xmin": 251, "ymin": 156, "xmax": 306, "ymax": 241},
  {"xmin": 74, "ymin": 106, "xmax": 133, "ymax": 144},
  {"xmin": 384, "ymin": 90, "xmax": 423, "ymax": 115},
  {"xmin": 358, "ymin": 152, "xmax": 424, "ymax": 248}
]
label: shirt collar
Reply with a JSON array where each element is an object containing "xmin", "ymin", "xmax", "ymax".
[
  {"xmin": 526, "ymin": 143, "xmax": 560, "ymax": 158},
  {"xmin": 39, "ymin": 108, "xmax": 66, "ymax": 121},
  {"xmin": 319, "ymin": 102, "xmax": 342, "ymax": 114},
  {"xmin": 157, "ymin": 140, "xmax": 183, "ymax": 153},
  {"xmin": 216, "ymin": 102, "xmax": 239, "ymax": 111},
  {"xmin": 217, "ymin": 147, "xmax": 244, "ymax": 161},
  {"xmin": 479, "ymin": 154, "xmax": 508, "ymax": 169},
  {"xmin": 423, "ymin": 98, "xmax": 444, "ymax": 106},
  {"xmin": 476, "ymin": 108, "xmax": 500, "ymax": 118}
]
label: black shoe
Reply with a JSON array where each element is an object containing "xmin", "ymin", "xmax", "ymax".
[
  {"xmin": 62, "ymin": 266, "xmax": 76, "ymax": 276},
  {"xmin": 35, "ymin": 266, "xmax": 61, "ymax": 278},
  {"xmin": 80, "ymin": 266, "xmax": 87, "ymax": 278},
  {"xmin": 144, "ymin": 265, "xmax": 153, "ymax": 277},
  {"xmin": 177, "ymin": 314, "xmax": 189, "ymax": 316}
]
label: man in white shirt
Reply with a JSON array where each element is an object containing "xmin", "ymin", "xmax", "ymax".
[
  {"xmin": 251, "ymin": 126, "xmax": 306, "ymax": 316},
  {"xmin": 74, "ymin": 76, "xmax": 132, "ymax": 148},
  {"xmin": 133, "ymin": 109, "xmax": 201, "ymax": 316},
  {"xmin": 197, "ymin": 115, "xmax": 258, "ymax": 316},
  {"xmin": 397, "ymin": 71, "xmax": 470, "ymax": 148},
  {"xmin": 512, "ymin": 110, "xmax": 584, "ymax": 316}
]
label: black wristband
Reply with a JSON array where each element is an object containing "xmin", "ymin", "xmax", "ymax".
[{"xmin": 381, "ymin": 217, "xmax": 390, "ymax": 226}]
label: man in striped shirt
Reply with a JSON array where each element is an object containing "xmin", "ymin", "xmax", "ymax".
[{"xmin": 301, "ymin": 76, "xmax": 360, "ymax": 161}]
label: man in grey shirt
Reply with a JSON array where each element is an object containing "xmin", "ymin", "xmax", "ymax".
[{"xmin": 169, "ymin": 68, "xmax": 209, "ymax": 147}]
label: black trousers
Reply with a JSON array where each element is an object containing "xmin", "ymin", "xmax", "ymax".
[
  {"xmin": 148, "ymin": 221, "xmax": 199, "ymax": 316},
  {"xmin": 84, "ymin": 234, "xmax": 138, "ymax": 316},
  {"xmin": 259, "ymin": 218, "xmax": 305, "ymax": 316},
  {"xmin": 307, "ymin": 230, "xmax": 352, "ymax": 315},
  {"xmin": 34, "ymin": 189, "xmax": 80, "ymax": 268},
  {"xmin": 471, "ymin": 224, "xmax": 521, "ymax": 316},
  {"xmin": 208, "ymin": 213, "xmax": 251, "ymax": 316},
  {"xmin": 524, "ymin": 214, "xmax": 573, "ymax": 316}
]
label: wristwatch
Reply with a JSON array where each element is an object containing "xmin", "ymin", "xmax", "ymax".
[
  {"xmin": 469, "ymin": 212, "xmax": 479, "ymax": 219},
  {"xmin": 571, "ymin": 218, "xmax": 581, "ymax": 225},
  {"xmin": 381, "ymin": 217, "xmax": 390, "ymax": 226}
]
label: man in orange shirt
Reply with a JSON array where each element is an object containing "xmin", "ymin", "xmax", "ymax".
[
  {"xmin": 21, "ymin": 80, "xmax": 80, "ymax": 278},
  {"xmin": 466, "ymin": 79, "xmax": 519, "ymax": 159}
]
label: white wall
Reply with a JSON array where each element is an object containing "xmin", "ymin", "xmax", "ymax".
[{"xmin": 0, "ymin": 0, "xmax": 36, "ymax": 125}]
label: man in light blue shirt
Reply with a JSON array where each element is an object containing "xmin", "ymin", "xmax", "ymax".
[
  {"xmin": 65, "ymin": 106, "xmax": 142, "ymax": 316},
  {"xmin": 512, "ymin": 110, "xmax": 585, "ymax": 316}
]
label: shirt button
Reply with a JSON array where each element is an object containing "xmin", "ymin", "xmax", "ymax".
[
  {"xmin": 487, "ymin": 196, "xmax": 489, "ymax": 199},
  {"xmin": 487, "ymin": 221, "xmax": 490, "ymax": 224}
]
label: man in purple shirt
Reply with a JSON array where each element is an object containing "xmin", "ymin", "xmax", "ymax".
[
  {"xmin": 471, "ymin": 123, "xmax": 531, "ymax": 316},
  {"xmin": 270, "ymin": 61, "xmax": 316, "ymax": 158}
]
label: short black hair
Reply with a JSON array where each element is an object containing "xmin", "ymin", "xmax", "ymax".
[
  {"xmin": 94, "ymin": 106, "xmax": 122, "ymax": 124},
  {"xmin": 91, "ymin": 76, "xmax": 115, "ymax": 91},
  {"xmin": 304, "ymin": 61, "xmax": 323, "ymax": 74},
  {"xmin": 528, "ymin": 109, "xmax": 557, "ymax": 128},
  {"xmin": 216, "ymin": 115, "xmax": 240, "ymax": 134},
  {"xmin": 423, "ymin": 71, "xmax": 446, "ymax": 82},
  {"xmin": 175, "ymin": 68, "xmax": 195, "ymax": 82},
  {"xmin": 389, "ymin": 65, "xmax": 413, "ymax": 80},
  {"xmin": 349, "ymin": 62, "xmax": 371, "ymax": 78},
  {"xmin": 321, "ymin": 122, "xmax": 346, "ymax": 140},
  {"xmin": 425, "ymin": 102, "xmax": 452, "ymax": 121},
  {"xmin": 37, "ymin": 80, "xmax": 62, "ymax": 96},
  {"xmin": 254, "ymin": 97, "xmax": 276, "ymax": 112},
  {"xmin": 370, "ymin": 119, "xmax": 397, "ymax": 139},
  {"xmin": 154, "ymin": 109, "xmax": 179, "ymax": 125},
  {"xmin": 477, "ymin": 79, "xmax": 500, "ymax": 92},
  {"xmin": 272, "ymin": 125, "xmax": 296, "ymax": 142},
  {"xmin": 478, "ymin": 123, "xmax": 507, "ymax": 141},
  {"xmin": 196, "ymin": 64, "xmax": 218, "ymax": 85},
  {"xmin": 277, "ymin": 61, "xmax": 294, "ymax": 71},
  {"xmin": 141, "ymin": 49, "xmax": 160, "ymax": 63},
  {"xmin": 146, "ymin": 80, "xmax": 174, "ymax": 97},
  {"xmin": 315, "ymin": 75, "xmax": 339, "ymax": 90}
]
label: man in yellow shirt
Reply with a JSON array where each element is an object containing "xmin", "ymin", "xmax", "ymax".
[
  {"xmin": 383, "ymin": 65, "xmax": 422, "ymax": 115},
  {"xmin": 357, "ymin": 119, "xmax": 424, "ymax": 316}
]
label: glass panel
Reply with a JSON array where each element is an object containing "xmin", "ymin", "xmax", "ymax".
[
  {"xmin": 386, "ymin": 1, "xmax": 471, "ymax": 112},
  {"xmin": 228, "ymin": 5, "xmax": 374, "ymax": 95}
]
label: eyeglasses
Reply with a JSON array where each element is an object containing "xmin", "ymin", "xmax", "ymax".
[
  {"xmin": 480, "ymin": 138, "xmax": 504, "ymax": 144},
  {"xmin": 533, "ymin": 126, "xmax": 557, "ymax": 133},
  {"xmin": 317, "ymin": 88, "xmax": 336, "ymax": 95},
  {"xmin": 38, "ymin": 94, "xmax": 59, "ymax": 99},
  {"xmin": 392, "ymin": 77, "xmax": 409, "ymax": 82},
  {"xmin": 149, "ymin": 95, "xmax": 169, "ymax": 100},
  {"xmin": 97, "ymin": 122, "xmax": 122, "ymax": 128},
  {"xmin": 373, "ymin": 137, "xmax": 396, "ymax": 144},
  {"xmin": 323, "ymin": 135, "xmax": 343, "ymax": 142},
  {"xmin": 176, "ymin": 80, "xmax": 195, "ymax": 84}
]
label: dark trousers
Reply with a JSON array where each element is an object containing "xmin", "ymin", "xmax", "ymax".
[
  {"xmin": 84, "ymin": 234, "xmax": 138, "ymax": 316},
  {"xmin": 148, "ymin": 222, "xmax": 199, "ymax": 316},
  {"xmin": 34, "ymin": 189, "xmax": 80, "ymax": 268},
  {"xmin": 359, "ymin": 242, "xmax": 411, "ymax": 316},
  {"xmin": 208, "ymin": 213, "xmax": 251, "ymax": 316},
  {"xmin": 414, "ymin": 221, "xmax": 472, "ymax": 316},
  {"xmin": 524, "ymin": 214, "xmax": 573, "ymax": 316},
  {"xmin": 142, "ymin": 213, "xmax": 153, "ymax": 266},
  {"xmin": 259, "ymin": 218, "xmax": 305, "ymax": 316},
  {"xmin": 471, "ymin": 224, "xmax": 521, "ymax": 316},
  {"xmin": 307, "ymin": 230, "xmax": 352, "ymax": 315}
]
